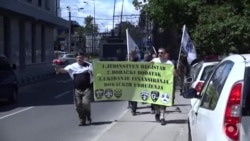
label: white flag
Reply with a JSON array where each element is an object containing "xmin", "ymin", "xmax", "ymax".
[
  {"xmin": 181, "ymin": 25, "xmax": 197, "ymax": 65},
  {"xmin": 126, "ymin": 29, "xmax": 140, "ymax": 61}
]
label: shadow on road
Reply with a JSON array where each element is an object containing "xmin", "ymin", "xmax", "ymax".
[
  {"xmin": 136, "ymin": 111, "xmax": 151, "ymax": 115},
  {"xmin": 167, "ymin": 119, "xmax": 187, "ymax": 124},
  {"xmin": 173, "ymin": 104, "xmax": 190, "ymax": 107},
  {"xmin": 137, "ymin": 105, "xmax": 151, "ymax": 109},
  {"xmin": 91, "ymin": 121, "xmax": 113, "ymax": 125}
]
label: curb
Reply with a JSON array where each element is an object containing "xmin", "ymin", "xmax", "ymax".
[{"xmin": 17, "ymin": 71, "xmax": 57, "ymax": 86}]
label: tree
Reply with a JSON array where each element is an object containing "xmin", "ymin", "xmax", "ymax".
[
  {"xmin": 83, "ymin": 15, "xmax": 99, "ymax": 34},
  {"xmin": 74, "ymin": 26, "xmax": 86, "ymax": 52},
  {"xmin": 192, "ymin": 2, "xmax": 250, "ymax": 54},
  {"xmin": 133, "ymin": 0, "xmax": 250, "ymax": 55},
  {"xmin": 133, "ymin": 0, "xmax": 201, "ymax": 30}
]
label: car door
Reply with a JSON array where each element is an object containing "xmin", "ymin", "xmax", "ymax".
[
  {"xmin": 193, "ymin": 61, "xmax": 234, "ymax": 141},
  {"xmin": 240, "ymin": 66, "xmax": 250, "ymax": 140}
]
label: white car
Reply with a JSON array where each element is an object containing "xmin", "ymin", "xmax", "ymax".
[
  {"xmin": 187, "ymin": 61, "xmax": 218, "ymax": 93},
  {"xmin": 183, "ymin": 54, "xmax": 250, "ymax": 141}
]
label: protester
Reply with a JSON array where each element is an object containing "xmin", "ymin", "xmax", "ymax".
[
  {"xmin": 129, "ymin": 50, "xmax": 140, "ymax": 116},
  {"xmin": 54, "ymin": 52, "xmax": 93, "ymax": 126},
  {"xmin": 151, "ymin": 47, "xmax": 175, "ymax": 125},
  {"xmin": 141, "ymin": 53, "xmax": 156, "ymax": 114}
]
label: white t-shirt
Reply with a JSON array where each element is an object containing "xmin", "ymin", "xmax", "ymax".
[
  {"xmin": 64, "ymin": 61, "xmax": 93, "ymax": 83},
  {"xmin": 151, "ymin": 58, "xmax": 174, "ymax": 65}
]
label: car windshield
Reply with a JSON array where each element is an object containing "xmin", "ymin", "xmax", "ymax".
[
  {"xmin": 190, "ymin": 62, "xmax": 202, "ymax": 80},
  {"xmin": 0, "ymin": 57, "xmax": 12, "ymax": 71},
  {"xmin": 200, "ymin": 65, "xmax": 216, "ymax": 81}
]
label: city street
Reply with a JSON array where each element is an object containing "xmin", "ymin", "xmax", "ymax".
[
  {"xmin": 0, "ymin": 75, "xmax": 190, "ymax": 141},
  {"xmin": 0, "ymin": 74, "xmax": 128, "ymax": 141}
]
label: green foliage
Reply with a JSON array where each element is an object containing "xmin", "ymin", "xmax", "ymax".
[
  {"xmin": 133, "ymin": 0, "xmax": 250, "ymax": 55},
  {"xmin": 193, "ymin": 3, "xmax": 250, "ymax": 54},
  {"xmin": 84, "ymin": 15, "xmax": 98, "ymax": 34}
]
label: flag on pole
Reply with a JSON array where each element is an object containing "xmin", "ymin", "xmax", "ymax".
[
  {"xmin": 181, "ymin": 25, "xmax": 197, "ymax": 65},
  {"xmin": 152, "ymin": 46, "xmax": 157, "ymax": 54},
  {"xmin": 126, "ymin": 29, "xmax": 140, "ymax": 61}
]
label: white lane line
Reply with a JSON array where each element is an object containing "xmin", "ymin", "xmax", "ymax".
[
  {"xmin": 91, "ymin": 108, "xmax": 129, "ymax": 141},
  {"xmin": 0, "ymin": 107, "xmax": 33, "ymax": 120},
  {"xmin": 54, "ymin": 91, "xmax": 71, "ymax": 99}
]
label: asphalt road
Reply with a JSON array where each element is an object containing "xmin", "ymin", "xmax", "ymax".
[{"xmin": 0, "ymin": 74, "xmax": 128, "ymax": 141}]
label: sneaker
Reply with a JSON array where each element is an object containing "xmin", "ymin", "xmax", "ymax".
[
  {"xmin": 160, "ymin": 119, "xmax": 166, "ymax": 125},
  {"xmin": 155, "ymin": 114, "xmax": 160, "ymax": 122},
  {"xmin": 151, "ymin": 110, "xmax": 155, "ymax": 114},
  {"xmin": 78, "ymin": 121, "xmax": 86, "ymax": 126},
  {"xmin": 132, "ymin": 112, "xmax": 136, "ymax": 116},
  {"xmin": 87, "ymin": 116, "xmax": 92, "ymax": 124}
]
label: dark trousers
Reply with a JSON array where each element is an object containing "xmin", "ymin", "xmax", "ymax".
[
  {"xmin": 74, "ymin": 88, "xmax": 92, "ymax": 123},
  {"xmin": 129, "ymin": 101, "xmax": 137, "ymax": 113},
  {"xmin": 154, "ymin": 105, "xmax": 166, "ymax": 119},
  {"xmin": 151, "ymin": 104, "xmax": 155, "ymax": 111}
]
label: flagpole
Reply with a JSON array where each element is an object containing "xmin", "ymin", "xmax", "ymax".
[
  {"xmin": 152, "ymin": 46, "xmax": 157, "ymax": 54},
  {"xmin": 126, "ymin": 28, "xmax": 130, "ymax": 61},
  {"xmin": 176, "ymin": 25, "xmax": 186, "ymax": 70}
]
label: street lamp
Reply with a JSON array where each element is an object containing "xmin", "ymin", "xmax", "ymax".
[{"xmin": 66, "ymin": 6, "xmax": 84, "ymax": 53}]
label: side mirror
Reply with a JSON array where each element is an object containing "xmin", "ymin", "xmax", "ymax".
[
  {"xmin": 182, "ymin": 88, "xmax": 198, "ymax": 99},
  {"xmin": 12, "ymin": 64, "xmax": 17, "ymax": 70},
  {"xmin": 185, "ymin": 77, "xmax": 193, "ymax": 83}
]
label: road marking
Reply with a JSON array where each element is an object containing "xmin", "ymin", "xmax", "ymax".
[
  {"xmin": 56, "ymin": 79, "xmax": 72, "ymax": 83},
  {"xmin": 91, "ymin": 108, "xmax": 129, "ymax": 141},
  {"xmin": 0, "ymin": 107, "xmax": 33, "ymax": 120},
  {"xmin": 54, "ymin": 91, "xmax": 71, "ymax": 99}
]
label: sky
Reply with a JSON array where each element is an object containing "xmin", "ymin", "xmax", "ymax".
[{"xmin": 60, "ymin": 0, "xmax": 141, "ymax": 32}]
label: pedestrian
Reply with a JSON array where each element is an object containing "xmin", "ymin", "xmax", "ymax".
[
  {"xmin": 128, "ymin": 50, "xmax": 140, "ymax": 116},
  {"xmin": 54, "ymin": 52, "xmax": 93, "ymax": 126},
  {"xmin": 151, "ymin": 47, "xmax": 175, "ymax": 125},
  {"xmin": 142, "ymin": 53, "xmax": 156, "ymax": 114}
]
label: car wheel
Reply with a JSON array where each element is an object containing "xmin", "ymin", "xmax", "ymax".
[
  {"xmin": 188, "ymin": 121, "xmax": 192, "ymax": 141},
  {"xmin": 8, "ymin": 89, "xmax": 17, "ymax": 104}
]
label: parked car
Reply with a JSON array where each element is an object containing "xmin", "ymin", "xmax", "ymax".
[
  {"xmin": 186, "ymin": 61, "xmax": 219, "ymax": 93},
  {"xmin": 183, "ymin": 54, "xmax": 250, "ymax": 141},
  {"xmin": 0, "ymin": 55, "xmax": 18, "ymax": 103},
  {"xmin": 57, "ymin": 53, "xmax": 75, "ymax": 65}
]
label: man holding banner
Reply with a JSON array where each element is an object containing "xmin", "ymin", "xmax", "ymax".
[
  {"xmin": 129, "ymin": 50, "xmax": 140, "ymax": 116},
  {"xmin": 151, "ymin": 47, "xmax": 175, "ymax": 125}
]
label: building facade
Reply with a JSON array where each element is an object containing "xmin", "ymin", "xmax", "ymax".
[
  {"xmin": 0, "ymin": 0, "xmax": 68, "ymax": 67},
  {"xmin": 85, "ymin": 32, "xmax": 111, "ymax": 54}
]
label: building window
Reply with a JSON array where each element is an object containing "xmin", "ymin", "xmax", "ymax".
[
  {"xmin": 38, "ymin": 0, "xmax": 42, "ymax": 7},
  {"xmin": 45, "ymin": 0, "xmax": 50, "ymax": 10}
]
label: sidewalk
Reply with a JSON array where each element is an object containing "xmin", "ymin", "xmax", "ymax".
[{"xmin": 94, "ymin": 91, "xmax": 190, "ymax": 141}]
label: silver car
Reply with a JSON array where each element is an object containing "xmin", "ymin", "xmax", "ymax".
[{"xmin": 58, "ymin": 54, "xmax": 76, "ymax": 65}]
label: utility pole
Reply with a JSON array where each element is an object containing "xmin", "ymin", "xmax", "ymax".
[
  {"xmin": 93, "ymin": 0, "xmax": 95, "ymax": 54},
  {"xmin": 67, "ymin": 6, "xmax": 71, "ymax": 53},
  {"xmin": 118, "ymin": 0, "xmax": 124, "ymax": 38},
  {"xmin": 112, "ymin": 0, "xmax": 116, "ymax": 37}
]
